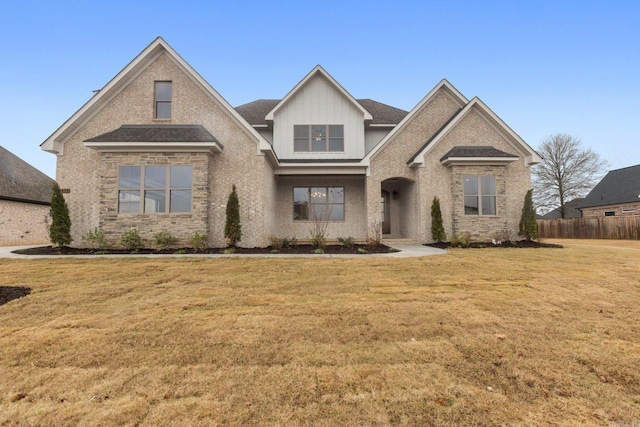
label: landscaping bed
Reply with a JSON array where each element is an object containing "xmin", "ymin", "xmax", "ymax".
[
  {"xmin": 426, "ymin": 240, "xmax": 562, "ymax": 249},
  {"xmin": 15, "ymin": 244, "xmax": 394, "ymax": 256}
]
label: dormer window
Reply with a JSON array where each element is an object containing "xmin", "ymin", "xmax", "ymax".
[
  {"xmin": 294, "ymin": 125, "xmax": 344, "ymax": 152},
  {"xmin": 154, "ymin": 81, "xmax": 172, "ymax": 119}
]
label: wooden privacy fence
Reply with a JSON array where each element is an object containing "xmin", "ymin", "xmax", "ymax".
[{"xmin": 537, "ymin": 217, "xmax": 640, "ymax": 240}]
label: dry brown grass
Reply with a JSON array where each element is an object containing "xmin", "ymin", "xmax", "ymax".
[{"xmin": 0, "ymin": 245, "xmax": 639, "ymax": 426}]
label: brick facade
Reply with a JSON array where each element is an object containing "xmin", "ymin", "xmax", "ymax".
[
  {"xmin": 0, "ymin": 200, "xmax": 50, "ymax": 246},
  {"xmin": 44, "ymin": 38, "xmax": 538, "ymax": 248},
  {"xmin": 581, "ymin": 202, "xmax": 640, "ymax": 217}
]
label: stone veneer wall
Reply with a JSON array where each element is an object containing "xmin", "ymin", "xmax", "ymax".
[
  {"xmin": 97, "ymin": 152, "xmax": 209, "ymax": 247},
  {"xmin": 581, "ymin": 202, "xmax": 640, "ymax": 217},
  {"xmin": 0, "ymin": 200, "xmax": 51, "ymax": 245},
  {"xmin": 450, "ymin": 165, "xmax": 508, "ymax": 240},
  {"xmin": 54, "ymin": 52, "xmax": 274, "ymax": 248},
  {"xmin": 273, "ymin": 175, "xmax": 367, "ymax": 242},
  {"xmin": 419, "ymin": 108, "xmax": 532, "ymax": 242}
]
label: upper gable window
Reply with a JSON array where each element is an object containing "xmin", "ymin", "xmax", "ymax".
[
  {"xmin": 154, "ymin": 81, "xmax": 172, "ymax": 119},
  {"xmin": 294, "ymin": 125, "xmax": 344, "ymax": 152}
]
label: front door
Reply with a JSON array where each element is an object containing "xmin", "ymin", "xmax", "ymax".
[{"xmin": 381, "ymin": 190, "xmax": 390, "ymax": 234}]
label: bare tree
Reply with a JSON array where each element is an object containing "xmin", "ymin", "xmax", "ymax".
[{"xmin": 533, "ymin": 133, "xmax": 609, "ymax": 218}]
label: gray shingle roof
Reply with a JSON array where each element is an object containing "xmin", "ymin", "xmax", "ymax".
[
  {"xmin": 0, "ymin": 146, "xmax": 55, "ymax": 205},
  {"xmin": 540, "ymin": 198, "xmax": 584, "ymax": 219},
  {"xmin": 439, "ymin": 146, "xmax": 518, "ymax": 161},
  {"xmin": 578, "ymin": 164, "xmax": 640, "ymax": 209},
  {"xmin": 85, "ymin": 125, "xmax": 219, "ymax": 143},
  {"xmin": 234, "ymin": 99, "xmax": 408, "ymax": 126}
]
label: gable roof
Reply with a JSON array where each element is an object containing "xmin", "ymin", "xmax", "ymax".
[
  {"xmin": 235, "ymin": 98, "xmax": 408, "ymax": 127},
  {"xmin": 363, "ymin": 79, "xmax": 468, "ymax": 163},
  {"xmin": 578, "ymin": 164, "xmax": 640, "ymax": 209},
  {"xmin": 540, "ymin": 198, "xmax": 584, "ymax": 219},
  {"xmin": 264, "ymin": 65, "xmax": 373, "ymax": 121},
  {"xmin": 41, "ymin": 37, "xmax": 270, "ymax": 156},
  {"xmin": 407, "ymin": 97, "xmax": 541, "ymax": 167},
  {"xmin": 0, "ymin": 146, "xmax": 55, "ymax": 205}
]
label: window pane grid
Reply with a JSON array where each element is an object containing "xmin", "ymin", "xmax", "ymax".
[
  {"xmin": 118, "ymin": 165, "xmax": 191, "ymax": 214},
  {"xmin": 293, "ymin": 125, "xmax": 344, "ymax": 152},
  {"xmin": 463, "ymin": 175, "xmax": 496, "ymax": 216},
  {"xmin": 293, "ymin": 186, "xmax": 344, "ymax": 221},
  {"xmin": 154, "ymin": 81, "xmax": 172, "ymax": 119}
]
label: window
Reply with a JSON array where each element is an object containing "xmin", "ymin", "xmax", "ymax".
[
  {"xmin": 464, "ymin": 175, "xmax": 496, "ymax": 215},
  {"xmin": 154, "ymin": 81, "xmax": 172, "ymax": 119},
  {"xmin": 604, "ymin": 211, "xmax": 616, "ymax": 216},
  {"xmin": 294, "ymin": 125, "xmax": 344, "ymax": 152},
  {"xmin": 293, "ymin": 187, "xmax": 344, "ymax": 221},
  {"xmin": 118, "ymin": 165, "xmax": 192, "ymax": 213}
]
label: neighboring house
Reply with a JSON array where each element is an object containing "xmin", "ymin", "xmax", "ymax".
[
  {"xmin": 539, "ymin": 198, "xmax": 584, "ymax": 219},
  {"xmin": 0, "ymin": 146, "xmax": 54, "ymax": 245},
  {"xmin": 41, "ymin": 37, "xmax": 541, "ymax": 248},
  {"xmin": 578, "ymin": 164, "xmax": 640, "ymax": 217}
]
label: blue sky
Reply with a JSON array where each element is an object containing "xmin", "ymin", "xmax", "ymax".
[{"xmin": 1, "ymin": 0, "xmax": 639, "ymax": 178}]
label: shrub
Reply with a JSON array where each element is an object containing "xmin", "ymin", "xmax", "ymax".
[
  {"xmin": 367, "ymin": 220, "xmax": 382, "ymax": 249},
  {"xmin": 269, "ymin": 236, "xmax": 295, "ymax": 249},
  {"xmin": 430, "ymin": 196, "xmax": 446, "ymax": 242},
  {"xmin": 313, "ymin": 248, "xmax": 324, "ymax": 254},
  {"xmin": 450, "ymin": 232, "xmax": 470, "ymax": 248},
  {"xmin": 223, "ymin": 248, "xmax": 236, "ymax": 254},
  {"xmin": 189, "ymin": 232, "xmax": 208, "ymax": 252},
  {"xmin": 120, "ymin": 229, "xmax": 143, "ymax": 251},
  {"xmin": 81, "ymin": 227, "xmax": 107, "ymax": 250},
  {"xmin": 49, "ymin": 183, "xmax": 72, "ymax": 246},
  {"xmin": 153, "ymin": 231, "xmax": 176, "ymax": 251},
  {"xmin": 174, "ymin": 249, "xmax": 187, "ymax": 254},
  {"xmin": 518, "ymin": 189, "xmax": 538, "ymax": 241},
  {"xmin": 224, "ymin": 184, "xmax": 242, "ymax": 247},
  {"xmin": 357, "ymin": 247, "xmax": 368, "ymax": 254},
  {"xmin": 337, "ymin": 236, "xmax": 355, "ymax": 248}
]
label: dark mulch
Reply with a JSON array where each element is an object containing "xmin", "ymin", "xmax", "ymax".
[
  {"xmin": 426, "ymin": 240, "xmax": 562, "ymax": 249},
  {"xmin": 14, "ymin": 244, "xmax": 394, "ymax": 256},
  {"xmin": 0, "ymin": 286, "xmax": 31, "ymax": 306}
]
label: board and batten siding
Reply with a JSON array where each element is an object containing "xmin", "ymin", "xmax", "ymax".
[{"xmin": 272, "ymin": 75, "xmax": 366, "ymax": 160}]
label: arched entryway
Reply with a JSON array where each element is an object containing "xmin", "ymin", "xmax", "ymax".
[{"xmin": 380, "ymin": 177, "xmax": 416, "ymax": 239}]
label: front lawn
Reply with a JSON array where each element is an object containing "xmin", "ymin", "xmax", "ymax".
[{"xmin": 0, "ymin": 244, "xmax": 638, "ymax": 425}]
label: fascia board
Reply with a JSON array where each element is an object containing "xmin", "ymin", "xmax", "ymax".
[
  {"xmin": 83, "ymin": 140, "xmax": 223, "ymax": 153},
  {"xmin": 41, "ymin": 37, "xmax": 167, "ymax": 154}
]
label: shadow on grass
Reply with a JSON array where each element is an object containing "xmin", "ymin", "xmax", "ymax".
[{"xmin": 0, "ymin": 286, "xmax": 31, "ymax": 306}]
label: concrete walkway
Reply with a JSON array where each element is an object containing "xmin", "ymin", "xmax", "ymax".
[{"xmin": 0, "ymin": 244, "xmax": 445, "ymax": 259}]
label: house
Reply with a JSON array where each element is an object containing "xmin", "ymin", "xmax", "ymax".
[
  {"xmin": 0, "ymin": 146, "xmax": 54, "ymax": 245},
  {"xmin": 539, "ymin": 198, "xmax": 584, "ymax": 219},
  {"xmin": 41, "ymin": 37, "xmax": 541, "ymax": 248},
  {"xmin": 578, "ymin": 164, "xmax": 640, "ymax": 217}
]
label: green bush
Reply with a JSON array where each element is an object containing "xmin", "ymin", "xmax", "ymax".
[
  {"xmin": 269, "ymin": 236, "xmax": 295, "ymax": 249},
  {"xmin": 49, "ymin": 183, "xmax": 72, "ymax": 246},
  {"xmin": 120, "ymin": 229, "xmax": 143, "ymax": 251},
  {"xmin": 313, "ymin": 248, "xmax": 325, "ymax": 254},
  {"xmin": 450, "ymin": 232, "xmax": 470, "ymax": 248},
  {"xmin": 357, "ymin": 247, "xmax": 368, "ymax": 254},
  {"xmin": 224, "ymin": 184, "xmax": 242, "ymax": 247},
  {"xmin": 189, "ymin": 232, "xmax": 208, "ymax": 252},
  {"xmin": 223, "ymin": 248, "xmax": 236, "ymax": 254},
  {"xmin": 309, "ymin": 231, "xmax": 327, "ymax": 249},
  {"xmin": 430, "ymin": 196, "xmax": 446, "ymax": 242},
  {"xmin": 153, "ymin": 231, "xmax": 176, "ymax": 250},
  {"xmin": 337, "ymin": 236, "xmax": 355, "ymax": 248},
  {"xmin": 81, "ymin": 227, "xmax": 107, "ymax": 250},
  {"xmin": 518, "ymin": 189, "xmax": 539, "ymax": 241}
]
